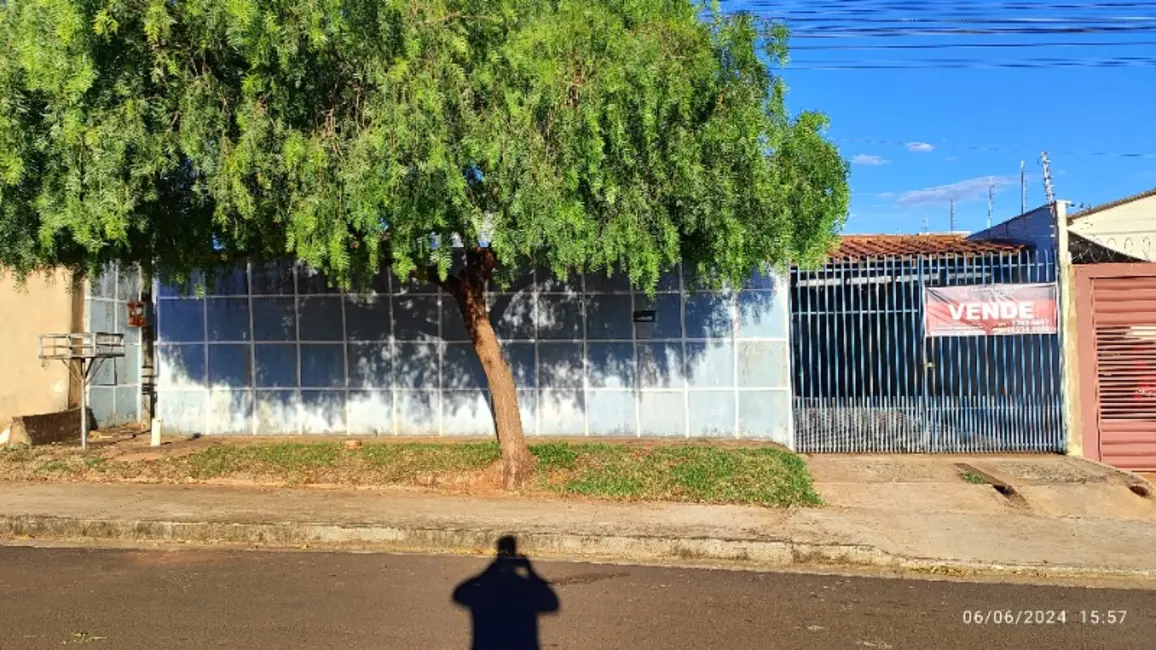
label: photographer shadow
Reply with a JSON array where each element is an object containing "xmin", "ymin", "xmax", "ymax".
[{"xmin": 452, "ymin": 536, "xmax": 560, "ymax": 650}]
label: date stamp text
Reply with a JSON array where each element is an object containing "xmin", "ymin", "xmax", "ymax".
[{"xmin": 962, "ymin": 610, "xmax": 1128, "ymax": 625}]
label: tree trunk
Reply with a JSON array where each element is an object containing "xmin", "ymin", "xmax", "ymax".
[{"xmin": 443, "ymin": 250, "xmax": 534, "ymax": 489}]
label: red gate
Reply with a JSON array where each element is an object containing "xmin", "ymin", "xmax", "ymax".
[{"xmin": 1075, "ymin": 264, "xmax": 1156, "ymax": 471}]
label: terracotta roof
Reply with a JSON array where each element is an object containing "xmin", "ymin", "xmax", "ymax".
[
  {"xmin": 1068, "ymin": 187, "xmax": 1156, "ymax": 223},
  {"xmin": 827, "ymin": 234, "xmax": 1024, "ymax": 260}
]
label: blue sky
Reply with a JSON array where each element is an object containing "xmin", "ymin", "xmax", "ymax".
[{"xmin": 724, "ymin": 1, "xmax": 1156, "ymax": 234}]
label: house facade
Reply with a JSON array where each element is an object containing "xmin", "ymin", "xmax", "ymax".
[{"xmin": 12, "ymin": 189, "xmax": 1150, "ymax": 469}]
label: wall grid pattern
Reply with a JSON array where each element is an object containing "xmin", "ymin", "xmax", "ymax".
[
  {"xmin": 86, "ymin": 263, "xmax": 143, "ymax": 426},
  {"xmin": 153, "ymin": 261, "xmax": 792, "ymax": 444}
]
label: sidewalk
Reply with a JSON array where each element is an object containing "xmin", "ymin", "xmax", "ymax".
[{"xmin": 2, "ymin": 481, "xmax": 1154, "ymax": 580}]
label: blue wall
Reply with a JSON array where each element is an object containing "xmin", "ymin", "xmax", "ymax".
[
  {"xmin": 969, "ymin": 205, "xmax": 1056, "ymax": 252},
  {"xmin": 153, "ymin": 261, "xmax": 794, "ymax": 445}
]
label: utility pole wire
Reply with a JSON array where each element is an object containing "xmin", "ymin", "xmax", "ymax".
[
  {"xmin": 987, "ymin": 178, "xmax": 995, "ymax": 228},
  {"xmin": 1041, "ymin": 152, "xmax": 1056, "ymax": 207}
]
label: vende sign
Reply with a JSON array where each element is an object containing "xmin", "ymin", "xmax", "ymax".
[{"xmin": 924, "ymin": 283, "xmax": 1058, "ymax": 337}]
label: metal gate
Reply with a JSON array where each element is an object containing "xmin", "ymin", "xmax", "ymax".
[
  {"xmin": 791, "ymin": 249, "xmax": 1064, "ymax": 453},
  {"xmin": 1075, "ymin": 264, "xmax": 1156, "ymax": 471}
]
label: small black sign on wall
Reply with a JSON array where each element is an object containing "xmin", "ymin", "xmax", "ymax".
[{"xmin": 632, "ymin": 310, "xmax": 656, "ymax": 323}]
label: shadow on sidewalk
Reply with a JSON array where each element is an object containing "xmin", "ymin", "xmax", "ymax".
[{"xmin": 452, "ymin": 536, "xmax": 560, "ymax": 650}]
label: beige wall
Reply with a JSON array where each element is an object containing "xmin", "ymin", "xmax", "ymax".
[
  {"xmin": 0, "ymin": 269, "xmax": 80, "ymax": 429},
  {"xmin": 1070, "ymin": 193, "xmax": 1156, "ymax": 261}
]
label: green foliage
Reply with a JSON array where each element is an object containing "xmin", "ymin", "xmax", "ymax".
[
  {"xmin": 537, "ymin": 443, "xmax": 822, "ymax": 506},
  {"xmin": 0, "ymin": 0, "xmax": 849, "ymax": 292},
  {"xmin": 0, "ymin": 440, "xmax": 821, "ymax": 507}
]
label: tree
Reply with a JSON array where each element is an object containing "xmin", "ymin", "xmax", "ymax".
[{"xmin": 0, "ymin": 0, "xmax": 849, "ymax": 487}]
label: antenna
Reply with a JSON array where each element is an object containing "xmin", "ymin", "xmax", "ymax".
[
  {"xmin": 987, "ymin": 177, "xmax": 994, "ymax": 228},
  {"xmin": 923, "ymin": 212, "xmax": 929, "ymax": 233},
  {"xmin": 1040, "ymin": 151, "xmax": 1055, "ymax": 206},
  {"xmin": 949, "ymin": 199, "xmax": 956, "ymax": 232},
  {"xmin": 1020, "ymin": 161, "xmax": 1026, "ymax": 214}
]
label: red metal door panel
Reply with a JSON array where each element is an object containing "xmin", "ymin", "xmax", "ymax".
[{"xmin": 1091, "ymin": 275, "xmax": 1156, "ymax": 471}]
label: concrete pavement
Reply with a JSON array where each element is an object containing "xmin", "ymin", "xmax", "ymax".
[
  {"xmin": 1, "ymin": 546, "xmax": 1152, "ymax": 649},
  {"xmin": 806, "ymin": 454, "xmax": 1156, "ymax": 520},
  {"xmin": 1, "ymin": 479, "xmax": 1154, "ymax": 579}
]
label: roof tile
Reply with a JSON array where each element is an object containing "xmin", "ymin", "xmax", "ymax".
[{"xmin": 827, "ymin": 234, "xmax": 1023, "ymax": 260}]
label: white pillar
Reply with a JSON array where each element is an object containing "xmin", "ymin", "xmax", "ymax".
[{"xmin": 1055, "ymin": 200, "xmax": 1082, "ymax": 456}]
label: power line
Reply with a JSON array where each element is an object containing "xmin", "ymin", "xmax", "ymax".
[
  {"xmin": 786, "ymin": 56, "xmax": 1156, "ymax": 69},
  {"xmin": 780, "ymin": 16, "xmax": 1156, "ymax": 25},
  {"xmin": 732, "ymin": 0, "xmax": 1156, "ymax": 17},
  {"xmin": 724, "ymin": 1, "xmax": 1156, "ymax": 38},
  {"xmin": 788, "ymin": 25, "xmax": 1156, "ymax": 38},
  {"xmin": 724, "ymin": 3, "xmax": 1156, "ymax": 69},
  {"xmin": 792, "ymin": 39, "xmax": 1156, "ymax": 50}
]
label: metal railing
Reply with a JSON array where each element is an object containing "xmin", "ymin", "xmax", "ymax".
[{"xmin": 790, "ymin": 249, "xmax": 1064, "ymax": 453}]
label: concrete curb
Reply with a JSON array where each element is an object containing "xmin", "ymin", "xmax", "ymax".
[{"xmin": 2, "ymin": 514, "xmax": 1154, "ymax": 581}]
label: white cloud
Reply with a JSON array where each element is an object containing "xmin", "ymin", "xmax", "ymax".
[
  {"xmin": 851, "ymin": 154, "xmax": 888, "ymax": 166},
  {"xmin": 877, "ymin": 192, "xmax": 894, "ymax": 199},
  {"xmin": 906, "ymin": 142, "xmax": 935, "ymax": 153},
  {"xmin": 895, "ymin": 175, "xmax": 1015, "ymax": 207},
  {"xmin": 945, "ymin": 156, "xmax": 960, "ymax": 162}
]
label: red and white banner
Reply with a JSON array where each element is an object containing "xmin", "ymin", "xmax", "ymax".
[{"xmin": 924, "ymin": 283, "xmax": 1058, "ymax": 337}]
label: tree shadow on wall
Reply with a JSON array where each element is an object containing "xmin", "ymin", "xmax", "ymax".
[{"xmin": 150, "ymin": 258, "xmax": 787, "ymax": 437}]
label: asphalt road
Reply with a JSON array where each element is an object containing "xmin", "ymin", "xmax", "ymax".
[{"xmin": 0, "ymin": 545, "xmax": 1152, "ymax": 650}]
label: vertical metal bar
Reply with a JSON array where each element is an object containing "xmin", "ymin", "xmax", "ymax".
[
  {"xmin": 989, "ymin": 253, "xmax": 998, "ymax": 451},
  {"xmin": 1043, "ymin": 247, "xmax": 1050, "ymax": 449},
  {"xmin": 821, "ymin": 262, "xmax": 834, "ymax": 451},
  {"xmin": 1024, "ymin": 250, "xmax": 1033, "ymax": 451},
  {"xmin": 1021, "ymin": 247, "xmax": 1031, "ymax": 444},
  {"xmin": 799, "ymin": 268, "xmax": 809, "ymax": 450},
  {"xmin": 803, "ymin": 268, "xmax": 813, "ymax": 449},
  {"xmin": 976, "ymin": 254, "xmax": 987, "ymax": 452},
  {"xmin": 997, "ymin": 252, "xmax": 1008, "ymax": 451},
  {"xmin": 836, "ymin": 261, "xmax": 847, "ymax": 452},
  {"xmin": 981, "ymin": 253, "xmax": 988, "ymax": 452},
  {"xmin": 849, "ymin": 260, "xmax": 858, "ymax": 450},
  {"xmin": 916, "ymin": 255, "xmax": 927, "ymax": 451},
  {"xmin": 906, "ymin": 256, "xmax": 916, "ymax": 447},
  {"xmin": 1042, "ymin": 247, "xmax": 1052, "ymax": 450},
  {"xmin": 936, "ymin": 254, "xmax": 950, "ymax": 452},
  {"xmin": 844, "ymin": 260, "xmax": 857, "ymax": 449},
  {"xmin": 80, "ymin": 359, "xmax": 88, "ymax": 450},
  {"xmin": 948, "ymin": 255, "xmax": 957, "ymax": 453},
  {"xmin": 891, "ymin": 255, "xmax": 903, "ymax": 446},
  {"xmin": 1013, "ymin": 252, "xmax": 1021, "ymax": 451},
  {"xmin": 861, "ymin": 258, "xmax": 873, "ymax": 450},
  {"xmin": 1040, "ymin": 246, "xmax": 1048, "ymax": 449},
  {"xmin": 1030, "ymin": 249, "xmax": 1041, "ymax": 451},
  {"xmin": 958, "ymin": 253, "xmax": 969, "ymax": 453},
  {"xmin": 996, "ymin": 251, "xmax": 1007, "ymax": 448},
  {"xmin": 807, "ymin": 265, "xmax": 818, "ymax": 450},
  {"xmin": 1035, "ymin": 248, "xmax": 1045, "ymax": 450},
  {"xmin": 875, "ymin": 257, "xmax": 884, "ymax": 446}
]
